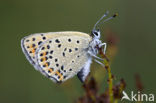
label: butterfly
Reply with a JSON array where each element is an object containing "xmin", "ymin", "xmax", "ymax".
[{"xmin": 21, "ymin": 12, "xmax": 117, "ymax": 83}]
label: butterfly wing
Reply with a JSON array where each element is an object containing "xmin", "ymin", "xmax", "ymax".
[
  {"xmin": 35, "ymin": 35, "xmax": 92, "ymax": 83},
  {"xmin": 21, "ymin": 31, "xmax": 91, "ymax": 70}
]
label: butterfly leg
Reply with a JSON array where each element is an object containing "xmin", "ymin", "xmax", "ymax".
[
  {"xmin": 99, "ymin": 42, "xmax": 107, "ymax": 54},
  {"xmin": 88, "ymin": 51, "xmax": 103, "ymax": 60},
  {"xmin": 94, "ymin": 59, "xmax": 105, "ymax": 67}
]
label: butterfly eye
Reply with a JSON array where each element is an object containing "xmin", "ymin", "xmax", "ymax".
[
  {"xmin": 94, "ymin": 32, "xmax": 99, "ymax": 36},
  {"xmin": 92, "ymin": 29, "xmax": 101, "ymax": 39}
]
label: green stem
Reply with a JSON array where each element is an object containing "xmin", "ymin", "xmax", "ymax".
[{"xmin": 103, "ymin": 59, "xmax": 113, "ymax": 103}]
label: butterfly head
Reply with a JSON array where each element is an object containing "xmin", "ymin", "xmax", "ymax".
[{"xmin": 92, "ymin": 29, "xmax": 101, "ymax": 39}]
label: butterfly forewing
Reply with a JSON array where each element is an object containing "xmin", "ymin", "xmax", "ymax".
[
  {"xmin": 21, "ymin": 32, "xmax": 91, "ymax": 70},
  {"xmin": 36, "ymin": 35, "xmax": 92, "ymax": 83}
]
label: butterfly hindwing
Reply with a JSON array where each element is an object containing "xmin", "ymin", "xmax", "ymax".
[{"xmin": 36, "ymin": 35, "xmax": 92, "ymax": 83}]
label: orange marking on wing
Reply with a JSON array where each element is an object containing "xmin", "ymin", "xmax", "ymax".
[
  {"xmin": 41, "ymin": 57, "xmax": 47, "ymax": 62},
  {"xmin": 48, "ymin": 68, "xmax": 53, "ymax": 73},
  {"xmin": 43, "ymin": 58, "xmax": 46, "ymax": 62},
  {"xmin": 30, "ymin": 45, "xmax": 33, "ymax": 48},
  {"xmin": 29, "ymin": 45, "xmax": 37, "ymax": 54},
  {"xmin": 44, "ymin": 63, "xmax": 49, "ymax": 67},
  {"xmin": 59, "ymin": 76, "xmax": 63, "ymax": 81},
  {"xmin": 56, "ymin": 71, "xmax": 63, "ymax": 81},
  {"xmin": 39, "ymin": 52, "xmax": 46, "ymax": 60},
  {"xmin": 55, "ymin": 71, "xmax": 59, "ymax": 75},
  {"xmin": 32, "ymin": 48, "xmax": 35, "ymax": 53},
  {"xmin": 43, "ymin": 52, "xmax": 46, "ymax": 56}
]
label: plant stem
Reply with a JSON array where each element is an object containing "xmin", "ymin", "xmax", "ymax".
[
  {"xmin": 103, "ymin": 58, "xmax": 113, "ymax": 103},
  {"xmin": 99, "ymin": 48, "xmax": 114, "ymax": 103}
]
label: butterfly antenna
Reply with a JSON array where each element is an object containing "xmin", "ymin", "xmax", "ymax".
[
  {"xmin": 93, "ymin": 12, "xmax": 118, "ymax": 30},
  {"xmin": 93, "ymin": 11, "xmax": 109, "ymax": 30}
]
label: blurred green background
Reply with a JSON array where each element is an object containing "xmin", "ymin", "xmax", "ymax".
[{"xmin": 0, "ymin": 0, "xmax": 156, "ymax": 103}]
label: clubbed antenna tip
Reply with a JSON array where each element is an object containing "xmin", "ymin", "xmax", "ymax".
[{"xmin": 113, "ymin": 13, "xmax": 118, "ymax": 18}]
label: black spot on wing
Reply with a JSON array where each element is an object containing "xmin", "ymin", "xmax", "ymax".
[
  {"xmin": 69, "ymin": 49, "xmax": 72, "ymax": 52},
  {"xmin": 38, "ymin": 41, "xmax": 42, "ymax": 45},
  {"xmin": 47, "ymin": 45, "xmax": 50, "ymax": 49},
  {"xmin": 49, "ymin": 40, "xmax": 52, "ymax": 43},
  {"xmin": 49, "ymin": 56, "xmax": 53, "ymax": 59},
  {"xmin": 42, "ymin": 36, "xmax": 46, "ymax": 40},
  {"xmin": 55, "ymin": 58, "xmax": 58, "ymax": 62},
  {"xmin": 50, "ymin": 50, "xmax": 53, "ymax": 54},
  {"xmin": 68, "ymin": 38, "xmax": 71, "ymax": 42},
  {"xmin": 26, "ymin": 39, "xmax": 29, "ymax": 42},
  {"xmin": 55, "ymin": 39, "xmax": 60, "ymax": 43},
  {"xmin": 77, "ymin": 40, "xmax": 80, "ymax": 43},
  {"xmin": 58, "ymin": 44, "xmax": 61, "ymax": 48},
  {"xmin": 61, "ymin": 65, "xmax": 64, "ymax": 70},
  {"xmin": 75, "ymin": 48, "xmax": 78, "ymax": 51},
  {"xmin": 41, "ymin": 47, "xmax": 45, "ymax": 50},
  {"xmin": 56, "ymin": 64, "xmax": 59, "ymax": 67},
  {"xmin": 62, "ymin": 52, "xmax": 65, "ymax": 57},
  {"xmin": 40, "ymin": 53, "xmax": 43, "ymax": 56},
  {"xmin": 32, "ymin": 38, "xmax": 35, "ymax": 41}
]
